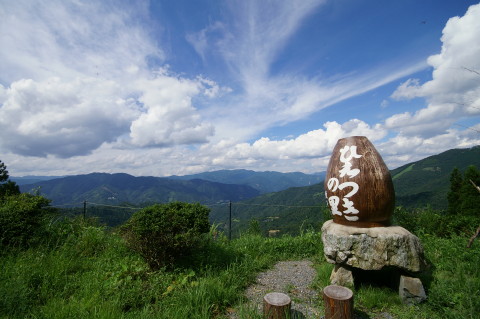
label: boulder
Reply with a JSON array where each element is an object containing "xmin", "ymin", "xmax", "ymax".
[
  {"xmin": 399, "ymin": 275, "xmax": 427, "ymax": 304},
  {"xmin": 330, "ymin": 265, "xmax": 354, "ymax": 288},
  {"xmin": 321, "ymin": 220, "xmax": 426, "ymax": 273}
]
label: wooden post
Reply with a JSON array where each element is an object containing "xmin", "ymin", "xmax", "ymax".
[
  {"xmin": 263, "ymin": 292, "xmax": 291, "ymax": 319},
  {"xmin": 229, "ymin": 201, "xmax": 232, "ymax": 240},
  {"xmin": 323, "ymin": 285, "xmax": 353, "ymax": 319}
]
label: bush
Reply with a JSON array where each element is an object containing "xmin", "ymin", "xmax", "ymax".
[
  {"xmin": 0, "ymin": 193, "xmax": 54, "ymax": 249},
  {"xmin": 393, "ymin": 206, "xmax": 480, "ymax": 237},
  {"xmin": 121, "ymin": 202, "xmax": 210, "ymax": 269}
]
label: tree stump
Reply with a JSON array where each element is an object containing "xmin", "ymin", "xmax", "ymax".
[
  {"xmin": 323, "ymin": 285, "xmax": 353, "ymax": 319},
  {"xmin": 263, "ymin": 292, "xmax": 291, "ymax": 319}
]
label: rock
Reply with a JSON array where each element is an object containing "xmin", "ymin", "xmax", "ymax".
[
  {"xmin": 330, "ymin": 265, "xmax": 354, "ymax": 288},
  {"xmin": 399, "ymin": 276, "xmax": 427, "ymax": 304},
  {"xmin": 321, "ymin": 220, "xmax": 426, "ymax": 273}
]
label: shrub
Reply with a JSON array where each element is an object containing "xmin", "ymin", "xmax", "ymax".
[
  {"xmin": 121, "ymin": 202, "xmax": 210, "ymax": 269},
  {"xmin": 0, "ymin": 193, "xmax": 54, "ymax": 249},
  {"xmin": 393, "ymin": 206, "xmax": 480, "ymax": 237}
]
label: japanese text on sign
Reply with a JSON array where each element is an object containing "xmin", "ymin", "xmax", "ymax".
[{"xmin": 326, "ymin": 145, "xmax": 362, "ymax": 221}]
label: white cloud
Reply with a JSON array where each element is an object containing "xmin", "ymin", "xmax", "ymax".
[
  {"xmin": 129, "ymin": 75, "xmax": 214, "ymax": 147},
  {"xmin": 390, "ymin": 79, "xmax": 422, "ymax": 100},
  {"xmin": 379, "ymin": 125, "xmax": 480, "ymax": 169},
  {"xmin": 0, "ymin": 0, "xmax": 161, "ymax": 84},
  {"xmin": 0, "ymin": 0, "xmax": 214, "ymax": 158},
  {"xmin": 0, "ymin": 77, "xmax": 136, "ymax": 157},
  {"xmin": 201, "ymin": 119, "xmax": 387, "ymax": 167},
  {"xmin": 389, "ymin": 3, "xmax": 480, "ymax": 137}
]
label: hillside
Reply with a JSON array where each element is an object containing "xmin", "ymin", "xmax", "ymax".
[
  {"xmin": 391, "ymin": 145, "xmax": 480, "ymax": 209},
  {"xmin": 11, "ymin": 176, "xmax": 63, "ymax": 185},
  {"xmin": 19, "ymin": 173, "xmax": 259, "ymax": 206},
  {"xmin": 168, "ymin": 169, "xmax": 325, "ymax": 193},
  {"xmin": 209, "ymin": 183, "xmax": 327, "ymax": 236},
  {"xmin": 17, "ymin": 146, "xmax": 480, "ymax": 231},
  {"xmin": 215, "ymin": 146, "xmax": 480, "ymax": 235}
]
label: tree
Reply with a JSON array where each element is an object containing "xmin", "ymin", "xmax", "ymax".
[
  {"xmin": 0, "ymin": 193, "xmax": 52, "ymax": 248},
  {"xmin": 459, "ymin": 165, "xmax": 480, "ymax": 216},
  {"xmin": 0, "ymin": 160, "xmax": 20, "ymax": 198},
  {"xmin": 447, "ymin": 167, "xmax": 463, "ymax": 214},
  {"xmin": 247, "ymin": 218, "xmax": 262, "ymax": 236},
  {"xmin": 0, "ymin": 160, "xmax": 9, "ymax": 183}
]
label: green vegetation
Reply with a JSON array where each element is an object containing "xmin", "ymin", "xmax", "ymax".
[
  {"xmin": 19, "ymin": 173, "xmax": 260, "ymax": 206},
  {"xmin": 1, "ymin": 204, "xmax": 479, "ymax": 318},
  {"xmin": 392, "ymin": 164, "xmax": 414, "ymax": 180},
  {"xmin": 0, "ymin": 209, "xmax": 322, "ymax": 318},
  {"xmin": 0, "ymin": 160, "xmax": 20, "ymax": 198},
  {"xmin": 121, "ymin": 202, "xmax": 211, "ymax": 269},
  {"xmin": 447, "ymin": 165, "xmax": 480, "ymax": 215},
  {"xmin": 391, "ymin": 146, "xmax": 480, "ymax": 209},
  {"xmin": 447, "ymin": 167, "xmax": 463, "ymax": 214},
  {"xmin": 2, "ymin": 153, "xmax": 480, "ymax": 318},
  {"xmin": 210, "ymin": 183, "xmax": 328, "ymax": 237},
  {"xmin": 459, "ymin": 165, "xmax": 480, "ymax": 215},
  {"xmin": 0, "ymin": 193, "xmax": 53, "ymax": 249}
]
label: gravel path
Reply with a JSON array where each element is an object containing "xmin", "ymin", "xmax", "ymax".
[{"xmin": 228, "ymin": 260, "xmax": 321, "ymax": 318}]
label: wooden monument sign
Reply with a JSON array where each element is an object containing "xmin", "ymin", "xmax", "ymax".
[
  {"xmin": 323, "ymin": 136, "xmax": 427, "ymax": 305},
  {"xmin": 324, "ymin": 136, "xmax": 395, "ymax": 227}
]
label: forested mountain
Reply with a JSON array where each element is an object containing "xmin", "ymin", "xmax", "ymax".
[
  {"xmin": 19, "ymin": 173, "xmax": 259, "ymax": 206},
  {"xmin": 209, "ymin": 183, "xmax": 327, "ymax": 236},
  {"xmin": 212, "ymin": 146, "xmax": 480, "ymax": 236},
  {"xmin": 11, "ymin": 176, "xmax": 63, "ymax": 185},
  {"xmin": 168, "ymin": 169, "xmax": 325, "ymax": 193},
  {"xmin": 16, "ymin": 146, "xmax": 479, "ymax": 233},
  {"xmin": 17, "ymin": 170, "xmax": 326, "ymax": 206},
  {"xmin": 391, "ymin": 146, "xmax": 480, "ymax": 209}
]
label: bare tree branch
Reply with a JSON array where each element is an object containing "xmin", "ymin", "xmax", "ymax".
[
  {"xmin": 470, "ymin": 179, "xmax": 480, "ymax": 193},
  {"xmin": 467, "ymin": 179, "xmax": 480, "ymax": 248},
  {"xmin": 462, "ymin": 66, "xmax": 480, "ymax": 76}
]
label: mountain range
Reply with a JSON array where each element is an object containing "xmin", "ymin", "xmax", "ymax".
[
  {"xmin": 168, "ymin": 170, "xmax": 325, "ymax": 194},
  {"xmin": 17, "ymin": 170, "xmax": 326, "ymax": 206},
  {"xmin": 211, "ymin": 145, "xmax": 480, "ymax": 235},
  {"xmin": 18, "ymin": 173, "xmax": 260, "ymax": 206},
  {"xmin": 391, "ymin": 145, "xmax": 480, "ymax": 209},
  {"xmin": 15, "ymin": 145, "xmax": 480, "ymax": 233}
]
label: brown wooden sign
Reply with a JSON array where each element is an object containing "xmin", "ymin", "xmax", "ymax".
[{"xmin": 324, "ymin": 136, "xmax": 394, "ymax": 227}]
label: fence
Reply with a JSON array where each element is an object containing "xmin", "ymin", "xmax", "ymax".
[{"xmin": 51, "ymin": 200, "xmax": 329, "ymax": 239}]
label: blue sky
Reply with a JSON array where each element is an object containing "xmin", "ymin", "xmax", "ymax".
[{"xmin": 1, "ymin": 0, "xmax": 479, "ymax": 176}]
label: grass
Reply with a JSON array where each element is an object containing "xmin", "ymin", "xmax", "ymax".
[
  {"xmin": 0, "ymin": 219, "xmax": 322, "ymax": 319},
  {"xmin": 1, "ymin": 214, "xmax": 479, "ymax": 318},
  {"xmin": 392, "ymin": 164, "xmax": 415, "ymax": 180},
  {"xmin": 312, "ymin": 233, "xmax": 480, "ymax": 319}
]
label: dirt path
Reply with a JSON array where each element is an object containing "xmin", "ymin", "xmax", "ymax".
[{"xmin": 228, "ymin": 260, "xmax": 321, "ymax": 318}]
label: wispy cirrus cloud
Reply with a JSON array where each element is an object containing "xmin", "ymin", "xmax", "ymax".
[{"xmin": 187, "ymin": 0, "xmax": 429, "ymax": 143}]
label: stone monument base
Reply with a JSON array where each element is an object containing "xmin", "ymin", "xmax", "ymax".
[{"xmin": 321, "ymin": 220, "xmax": 427, "ymax": 304}]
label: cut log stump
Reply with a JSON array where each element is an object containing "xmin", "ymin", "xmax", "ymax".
[
  {"xmin": 263, "ymin": 292, "xmax": 291, "ymax": 319},
  {"xmin": 323, "ymin": 285, "xmax": 354, "ymax": 319}
]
